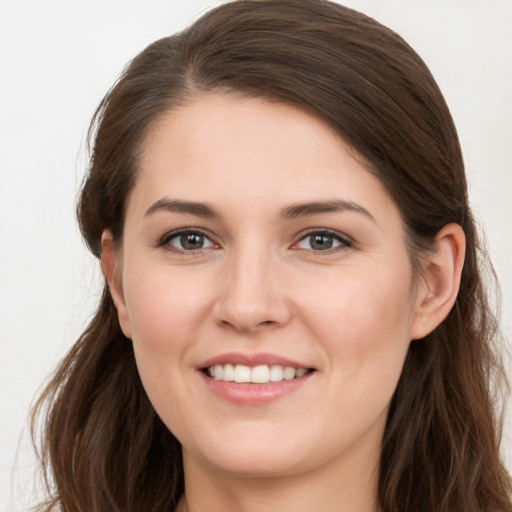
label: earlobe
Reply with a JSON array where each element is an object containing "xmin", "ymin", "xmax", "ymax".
[
  {"xmin": 410, "ymin": 223, "xmax": 466, "ymax": 340},
  {"xmin": 100, "ymin": 230, "xmax": 132, "ymax": 339}
]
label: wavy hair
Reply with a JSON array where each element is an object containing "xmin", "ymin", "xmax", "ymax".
[{"xmin": 31, "ymin": 1, "xmax": 511, "ymax": 510}]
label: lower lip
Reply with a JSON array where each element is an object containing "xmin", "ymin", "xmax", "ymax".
[{"xmin": 199, "ymin": 371, "xmax": 314, "ymax": 404}]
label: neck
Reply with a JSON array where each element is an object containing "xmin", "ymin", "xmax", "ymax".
[{"xmin": 176, "ymin": 448, "xmax": 381, "ymax": 512}]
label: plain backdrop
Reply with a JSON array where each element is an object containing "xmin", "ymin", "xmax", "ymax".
[{"xmin": 1, "ymin": 0, "xmax": 511, "ymax": 510}]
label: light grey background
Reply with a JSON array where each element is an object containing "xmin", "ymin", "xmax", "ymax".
[{"xmin": 1, "ymin": 1, "xmax": 511, "ymax": 510}]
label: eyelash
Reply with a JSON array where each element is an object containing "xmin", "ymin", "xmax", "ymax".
[
  {"xmin": 157, "ymin": 228, "xmax": 353, "ymax": 254},
  {"xmin": 293, "ymin": 229, "xmax": 353, "ymax": 252}
]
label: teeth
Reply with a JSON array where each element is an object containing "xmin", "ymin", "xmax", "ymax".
[
  {"xmin": 269, "ymin": 365, "xmax": 284, "ymax": 382},
  {"xmin": 283, "ymin": 367, "xmax": 296, "ymax": 380},
  {"xmin": 223, "ymin": 363, "xmax": 235, "ymax": 382},
  {"xmin": 207, "ymin": 364, "xmax": 310, "ymax": 383},
  {"xmin": 234, "ymin": 365, "xmax": 251, "ymax": 383},
  {"xmin": 251, "ymin": 365, "xmax": 270, "ymax": 383}
]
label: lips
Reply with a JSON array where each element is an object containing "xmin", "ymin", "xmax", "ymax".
[
  {"xmin": 200, "ymin": 351, "xmax": 312, "ymax": 369},
  {"xmin": 197, "ymin": 352, "xmax": 315, "ymax": 404}
]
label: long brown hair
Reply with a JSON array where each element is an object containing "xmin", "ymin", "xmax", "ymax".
[{"xmin": 31, "ymin": 1, "xmax": 511, "ymax": 510}]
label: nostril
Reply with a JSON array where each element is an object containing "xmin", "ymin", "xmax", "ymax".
[{"xmin": 218, "ymin": 318, "xmax": 278, "ymax": 332}]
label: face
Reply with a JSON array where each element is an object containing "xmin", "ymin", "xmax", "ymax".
[{"xmin": 109, "ymin": 94, "xmax": 425, "ymax": 481}]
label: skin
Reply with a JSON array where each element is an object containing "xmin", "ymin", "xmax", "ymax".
[{"xmin": 102, "ymin": 94, "xmax": 465, "ymax": 512}]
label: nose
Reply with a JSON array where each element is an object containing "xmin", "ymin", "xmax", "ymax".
[{"xmin": 214, "ymin": 247, "xmax": 292, "ymax": 333}]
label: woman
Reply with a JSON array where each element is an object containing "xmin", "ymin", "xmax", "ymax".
[{"xmin": 31, "ymin": 1, "xmax": 512, "ymax": 510}]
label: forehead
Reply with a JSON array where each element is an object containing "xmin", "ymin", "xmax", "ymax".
[{"xmin": 130, "ymin": 93, "xmax": 400, "ymax": 225}]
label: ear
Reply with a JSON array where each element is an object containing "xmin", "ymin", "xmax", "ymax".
[
  {"xmin": 409, "ymin": 223, "xmax": 466, "ymax": 340},
  {"xmin": 101, "ymin": 230, "xmax": 132, "ymax": 339}
]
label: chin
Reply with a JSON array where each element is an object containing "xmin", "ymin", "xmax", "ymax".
[
  {"xmin": 201, "ymin": 450, "xmax": 311, "ymax": 479},
  {"xmin": 181, "ymin": 425, "xmax": 334, "ymax": 479}
]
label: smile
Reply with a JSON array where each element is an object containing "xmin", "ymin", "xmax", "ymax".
[
  {"xmin": 206, "ymin": 364, "xmax": 311, "ymax": 383},
  {"xmin": 198, "ymin": 353, "xmax": 316, "ymax": 404}
]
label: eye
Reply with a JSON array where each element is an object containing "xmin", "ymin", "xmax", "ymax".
[
  {"xmin": 159, "ymin": 229, "xmax": 216, "ymax": 252},
  {"xmin": 294, "ymin": 230, "xmax": 352, "ymax": 251}
]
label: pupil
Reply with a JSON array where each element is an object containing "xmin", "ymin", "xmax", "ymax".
[
  {"xmin": 311, "ymin": 234, "xmax": 333, "ymax": 250},
  {"xmin": 181, "ymin": 233, "xmax": 203, "ymax": 250}
]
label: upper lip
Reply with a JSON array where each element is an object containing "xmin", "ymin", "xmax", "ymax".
[{"xmin": 198, "ymin": 352, "xmax": 312, "ymax": 370}]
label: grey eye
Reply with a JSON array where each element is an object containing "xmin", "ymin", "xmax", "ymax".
[
  {"xmin": 309, "ymin": 233, "xmax": 335, "ymax": 250},
  {"xmin": 295, "ymin": 231, "xmax": 351, "ymax": 251},
  {"xmin": 180, "ymin": 233, "xmax": 205, "ymax": 250},
  {"xmin": 165, "ymin": 231, "xmax": 215, "ymax": 251}
]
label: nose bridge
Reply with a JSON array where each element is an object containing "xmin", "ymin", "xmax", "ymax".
[{"xmin": 216, "ymin": 239, "xmax": 290, "ymax": 331}]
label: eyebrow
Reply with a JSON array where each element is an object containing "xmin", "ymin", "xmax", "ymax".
[
  {"xmin": 145, "ymin": 199, "xmax": 220, "ymax": 219},
  {"xmin": 144, "ymin": 198, "xmax": 375, "ymax": 223},
  {"xmin": 279, "ymin": 200, "xmax": 375, "ymax": 222}
]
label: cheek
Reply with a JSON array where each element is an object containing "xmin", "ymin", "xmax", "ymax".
[
  {"xmin": 120, "ymin": 263, "xmax": 215, "ymax": 400},
  {"xmin": 123, "ymin": 263, "xmax": 210, "ymax": 345},
  {"xmin": 304, "ymin": 264, "xmax": 414, "ymax": 389},
  {"xmin": 120, "ymin": 265, "xmax": 214, "ymax": 431},
  {"xmin": 320, "ymin": 273, "xmax": 413, "ymax": 436},
  {"xmin": 308, "ymin": 260, "xmax": 412, "ymax": 330}
]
